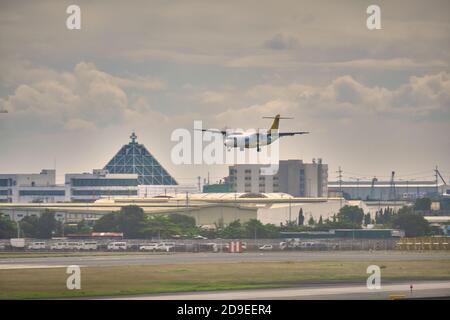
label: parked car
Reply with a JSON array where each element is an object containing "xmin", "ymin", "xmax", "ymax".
[
  {"xmin": 259, "ymin": 244, "xmax": 273, "ymax": 251},
  {"xmin": 139, "ymin": 243, "xmax": 159, "ymax": 251},
  {"xmin": 51, "ymin": 242, "xmax": 69, "ymax": 250},
  {"xmin": 66, "ymin": 242, "xmax": 83, "ymax": 251},
  {"xmin": 194, "ymin": 235, "xmax": 208, "ymax": 240},
  {"xmin": 107, "ymin": 242, "xmax": 127, "ymax": 251},
  {"xmin": 28, "ymin": 242, "xmax": 46, "ymax": 250},
  {"xmin": 156, "ymin": 242, "xmax": 175, "ymax": 252},
  {"xmin": 0, "ymin": 243, "xmax": 6, "ymax": 251},
  {"xmin": 81, "ymin": 242, "xmax": 98, "ymax": 251}
]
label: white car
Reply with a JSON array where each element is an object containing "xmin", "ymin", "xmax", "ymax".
[
  {"xmin": 156, "ymin": 242, "xmax": 175, "ymax": 252},
  {"xmin": 81, "ymin": 242, "xmax": 98, "ymax": 251},
  {"xmin": 194, "ymin": 235, "xmax": 208, "ymax": 240},
  {"xmin": 0, "ymin": 243, "xmax": 5, "ymax": 251},
  {"xmin": 139, "ymin": 243, "xmax": 159, "ymax": 251},
  {"xmin": 66, "ymin": 242, "xmax": 83, "ymax": 250},
  {"xmin": 259, "ymin": 244, "xmax": 273, "ymax": 251},
  {"xmin": 107, "ymin": 242, "xmax": 127, "ymax": 251},
  {"xmin": 28, "ymin": 242, "xmax": 46, "ymax": 250},
  {"xmin": 51, "ymin": 242, "xmax": 69, "ymax": 250}
]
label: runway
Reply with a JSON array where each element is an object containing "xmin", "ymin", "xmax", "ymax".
[
  {"xmin": 104, "ymin": 280, "xmax": 450, "ymax": 300},
  {"xmin": 0, "ymin": 251, "xmax": 449, "ymax": 269}
]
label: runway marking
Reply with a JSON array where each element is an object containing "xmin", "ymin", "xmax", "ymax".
[{"xmin": 0, "ymin": 264, "xmax": 68, "ymax": 270}]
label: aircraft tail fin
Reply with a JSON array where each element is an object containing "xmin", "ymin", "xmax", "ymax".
[{"xmin": 262, "ymin": 114, "xmax": 293, "ymax": 130}]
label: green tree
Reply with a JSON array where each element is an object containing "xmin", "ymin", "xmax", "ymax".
[
  {"xmin": 392, "ymin": 206, "xmax": 430, "ymax": 237},
  {"xmin": 364, "ymin": 213, "xmax": 372, "ymax": 225},
  {"xmin": 318, "ymin": 215, "xmax": 323, "ymax": 225},
  {"xmin": 76, "ymin": 219, "xmax": 92, "ymax": 234},
  {"xmin": 308, "ymin": 216, "xmax": 315, "ymax": 226},
  {"xmin": 243, "ymin": 219, "xmax": 279, "ymax": 239},
  {"xmin": 93, "ymin": 206, "xmax": 147, "ymax": 238},
  {"xmin": 298, "ymin": 208, "xmax": 305, "ymax": 226},
  {"xmin": 219, "ymin": 220, "xmax": 245, "ymax": 239},
  {"xmin": 144, "ymin": 215, "xmax": 179, "ymax": 239},
  {"xmin": 337, "ymin": 205, "xmax": 364, "ymax": 226},
  {"xmin": 19, "ymin": 215, "xmax": 39, "ymax": 238},
  {"xmin": 36, "ymin": 211, "xmax": 59, "ymax": 239},
  {"xmin": 116, "ymin": 206, "xmax": 147, "ymax": 238},
  {"xmin": 0, "ymin": 213, "xmax": 17, "ymax": 239},
  {"xmin": 167, "ymin": 214, "xmax": 196, "ymax": 229},
  {"xmin": 93, "ymin": 212, "xmax": 119, "ymax": 232}
]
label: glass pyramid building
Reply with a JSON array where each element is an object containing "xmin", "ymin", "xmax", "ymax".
[{"xmin": 104, "ymin": 132, "xmax": 178, "ymax": 185}]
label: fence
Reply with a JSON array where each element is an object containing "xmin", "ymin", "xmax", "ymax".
[{"xmin": 395, "ymin": 237, "xmax": 450, "ymax": 250}]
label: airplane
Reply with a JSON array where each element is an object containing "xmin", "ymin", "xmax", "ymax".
[{"xmin": 199, "ymin": 114, "xmax": 309, "ymax": 152}]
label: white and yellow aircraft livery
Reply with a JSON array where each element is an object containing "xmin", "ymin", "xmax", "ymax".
[{"xmin": 200, "ymin": 114, "xmax": 309, "ymax": 151}]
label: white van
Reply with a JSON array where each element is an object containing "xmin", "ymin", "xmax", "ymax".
[
  {"xmin": 28, "ymin": 242, "xmax": 46, "ymax": 250},
  {"xmin": 81, "ymin": 242, "xmax": 98, "ymax": 251},
  {"xmin": 107, "ymin": 242, "xmax": 127, "ymax": 251},
  {"xmin": 50, "ymin": 242, "xmax": 69, "ymax": 250}
]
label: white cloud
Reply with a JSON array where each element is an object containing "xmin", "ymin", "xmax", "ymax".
[{"xmin": 0, "ymin": 62, "xmax": 167, "ymax": 132}]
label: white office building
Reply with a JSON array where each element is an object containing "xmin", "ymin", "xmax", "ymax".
[
  {"xmin": 66, "ymin": 169, "xmax": 139, "ymax": 202},
  {"xmin": 227, "ymin": 159, "xmax": 328, "ymax": 197},
  {"xmin": 0, "ymin": 169, "xmax": 66, "ymax": 203}
]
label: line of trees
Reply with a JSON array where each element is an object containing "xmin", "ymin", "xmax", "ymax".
[
  {"xmin": 0, "ymin": 201, "xmax": 435, "ymax": 239},
  {"xmin": 0, "ymin": 213, "xmax": 17, "ymax": 239}
]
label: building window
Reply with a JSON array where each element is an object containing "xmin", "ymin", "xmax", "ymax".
[
  {"xmin": 71, "ymin": 178, "xmax": 138, "ymax": 187},
  {"xmin": 19, "ymin": 190, "xmax": 65, "ymax": 196},
  {"xmin": 72, "ymin": 190, "xmax": 138, "ymax": 196}
]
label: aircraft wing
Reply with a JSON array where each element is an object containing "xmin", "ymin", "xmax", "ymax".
[{"xmin": 278, "ymin": 131, "xmax": 309, "ymax": 137}]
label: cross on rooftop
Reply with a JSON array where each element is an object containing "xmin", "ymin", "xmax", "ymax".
[{"xmin": 130, "ymin": 132, "xmax": 137, "ymax": 143}]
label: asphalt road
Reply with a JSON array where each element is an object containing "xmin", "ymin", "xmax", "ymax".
[
  {"xmin": 1, "ymin": 251, "xmax": 449, "ymax": 268},
  {"xmin": 103, "ymin": 280, "xmax": 450, "ymax": 300}
]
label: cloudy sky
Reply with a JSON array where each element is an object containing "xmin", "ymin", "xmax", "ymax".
[{"xmin": 0, "ymin": 0, "xmax": 449, "ymax": 184}]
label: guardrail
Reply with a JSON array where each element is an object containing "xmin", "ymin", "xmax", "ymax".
[{"xmin": 395, "ymin": 237, "xmax": 450, "ymax": 250}]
